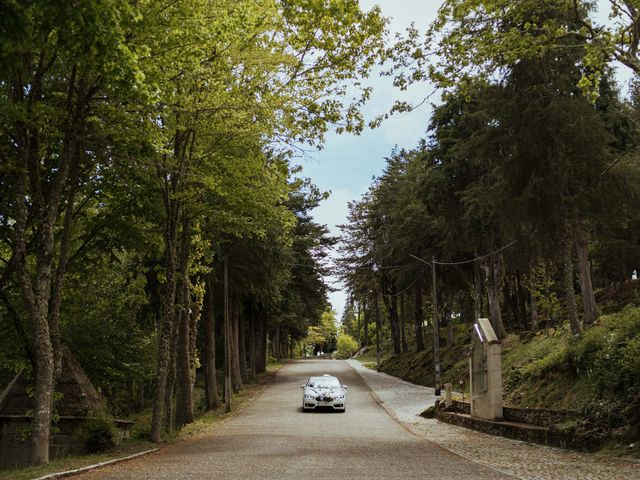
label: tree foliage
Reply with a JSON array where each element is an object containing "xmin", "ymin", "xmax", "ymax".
[{"xmin": 0, "ymin": 0, "xmax": 387, "ymax": 462}]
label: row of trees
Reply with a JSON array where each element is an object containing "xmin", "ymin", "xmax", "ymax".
[
  {"xmin": 0, "ymin": 0, "xmax": 387, "ymax": 465},
  {"xmin": 339, "ymin": 1, "xmax": 640, "ymax": 357}
]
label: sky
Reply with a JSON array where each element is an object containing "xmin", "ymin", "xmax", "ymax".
[{"xmin": 299, "ymin": 0, "xmax": 631, "ymax": 322}]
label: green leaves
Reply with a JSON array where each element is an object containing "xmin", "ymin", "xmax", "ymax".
[{"xmin": 385, "ymin": 0, "xmax": 640, "ymax": 101}]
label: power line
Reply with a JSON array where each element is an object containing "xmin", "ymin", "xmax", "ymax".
[
  {"xmin": 409, "ymin": 240, "xmax": 517, "ymax": 267},
  {"xmin": 574, "ymin": 137, "xmax": 640, "ymax": 199},
  {"xmin": 595, "ymin": 137, "xmax": 640, "ymax": 181},
  {"xmin": 385, "ymin": 278, "xmax": 418, "ymax": 297}
]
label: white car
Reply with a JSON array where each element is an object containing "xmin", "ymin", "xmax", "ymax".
[{"xmin": 301, "ymin": 374, "xmax": 347, "ymax": 412}]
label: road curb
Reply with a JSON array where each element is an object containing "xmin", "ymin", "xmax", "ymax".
[
  {"xmin": 32, "ymin": 448, "xmax": 160, "ymax": 480},
  {"xmin": 347, "ymin": 359, "xmax": 523, "ymax": 480},
  {"xmin": 347, "ymin": 360, "xmax": 427, "ymax": 438}
]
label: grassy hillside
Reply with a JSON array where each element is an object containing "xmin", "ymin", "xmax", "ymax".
[{"xmin": 368, "ymin": 304, "xmax": 640, "ymax": 442}]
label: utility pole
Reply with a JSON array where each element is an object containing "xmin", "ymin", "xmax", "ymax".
[
  {"xmin": 355, "ymin": 297, "xmax": 362, "ymax": 348},
  {"xmin": 432, "ymin": 255, "xmax": 441, "ymax": 396},
  {"xmin": 224, "ymin": 257, "xmax": 231, "ymax": 413},
  {"xmin": 375, "ymin": 291, "xmax": 382, "ymax": 371}
]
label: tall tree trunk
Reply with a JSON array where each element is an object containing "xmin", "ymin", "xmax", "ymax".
[
  {"xmin": 175, "ymin": 288, "xmax": 194, "ymax": 428},
  {"xmin": 432, "ymin": 257, "xmax": 441, "ymax": 393},
  {"xmin": 356, "ymin": 301, "xmax": 362, "ymax": 347},
  {"xmin": 223, "ymin": 258, "xmax": 231, "ymax": 412},
  {"xmin": 175, "ymin": 220, "xmax": 194, "ymax": 429},
  {"xmin": 461, "ymin": 289, "xmax": 475, "ymax": 325},
  {"xmin": 14, "ymin": 212, "xmax": 55, "ymax": 463},
  {"xmin": 188, "ymin": 290, "xmax": 199, "ymax": 389},
  {"xmin": 28, "ymin": 305, "xmax": 55, "ymax": 464},
  {"xmin": 48, "ymin": 148, "xmax": 81, "ymax": 379},
  {"xmin": 150, "ymin": 144, "xmax": 182, "ymax": 441},
  {"xmin": 253, "ymin": 308, "xmax": 266, "ymax": 374},
  {"xmin": 272, "ymin": 327, "xmax": 280, "ymax": 360},
  {"xmin": 375, "ymin": 292, "xmax": 382, "ymax": 371},
  {"xmin": 414, "ymin": 278, "xmax": 425, "ymax": 352},
  {"xmin": 254, "ymin": 312, "xmax": 263, "ymax": 374},
  {"xmin": 12, "ymin": 75, "xmax": 80, "ymax": 464},
  {"xmin": 382, "ymin": 290, "xmax": 401, "ymax": 355},
  {"xmin": 562, "ymin": 227, "xmax": 581, "ymax": 335},
  {"xmin": 164, "ymin": 323, "xmax": 178, "ymax": 433},
  {"xmin": 400, "ymin": 294, "xmax": 408, "ymax": 353},
  {"xmin": 515, "ymin": 271, "xmax": 529, "ymax": 331},
  {"xmin": 150, "ymin": 237, "xmax": 177, "ymax": 440},
  {"xmin": 238, "ymin": 311, "xmax": 248, "ymax": 383},
  {"xmin": 203, "ymin": 271, "xmax": 219, "ymax": 411},
  {"xmin": 231, "ymin": 303, "xmax": 243, "ymax": 392},
  {"xmin": 444, "ymin": 308, "xmax": 453, "ymax": 348},
  {"xmin": 259, "ymin": 312, "xmax": 268, "ymax": 373},
  {"xmin": 391, "ymin": 294, "xmax": 401, "ymax": 354},
  {"xmin": 528, "ymin": 261, "xmax": 539, "ymax": 332},
  {"xmin": 474, "ymin": 256, "xmax": 484, "ymax": 321},
  {"xmin": 363, "ymin": 299, "xmax": 370, "ymax": 347},
  {"xmin": 249, "ymin": 313, "xmax": 257, "ymax": 380},
  {"xmin": 289, "ymin": 334, "xmax": 295, "ymax": 359},
  {"xmin": 484, "ymin": 255, "xmax": 507, "ymax": 339},
  {"xmin": 504, "ymin": 277, "xmax": 518, "ymax": 330},
  {"xmin": 574, "ymin": 222, "xmax": 599, "ymax": 327},
  {"xmin": 530, "ymin": 289, "xmax": 539, "ymax": 332}
]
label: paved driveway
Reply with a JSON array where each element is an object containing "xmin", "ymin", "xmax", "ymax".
[{"xmin": 76, "ymin": 360, "xmax": 512, "ymax": 479}]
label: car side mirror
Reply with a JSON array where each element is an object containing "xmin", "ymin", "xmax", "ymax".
[
  {"xmin": 342, "ymin": 385, "xmax": 348, "ymax": 389},
  {"xmin": 300, "ymin": 385, "xmax": 305, "ymax": 389}
]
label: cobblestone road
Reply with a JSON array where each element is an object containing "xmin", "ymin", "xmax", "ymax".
[
  {"xmin": 74, "ymin": 360, "xmax": 511, "ymax": 480},
  {"xmin": 348, "ymin": 359, "xmax": 640, "ymax": 480}
]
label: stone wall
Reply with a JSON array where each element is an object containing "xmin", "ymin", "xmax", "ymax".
[
  {"xmin": 504, "ymin": 405, "xmax": 574, "ymax": 427},
  {"xmin": 0, "ymin": 416, "xmax": 133, "ymax": 469},
  {"xmin": 446, "ymin": 400, "xmax": 573, "ymax": 427},
  {"xmin": 435, "ymin": 401, "xmax": 602, "ymax": 451},
  {"xmin": 0, "ymin": 416, "xmax": 86, "ymax": 469}
]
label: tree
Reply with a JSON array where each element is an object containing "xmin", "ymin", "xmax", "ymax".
[
  {"xmin": 0, "ymin": 0, "xmax": 388, "ymax": 459},
  {"xmin": 391, "ymin": 1, "xmax": 640, "ymax": 99},
  {"xmin": 335, "ymin": 334, "xmax": 358, "ymax": 359},
  {"xmin": 1, "ymin": 0, "xmax": 145, "ymax": 463}
]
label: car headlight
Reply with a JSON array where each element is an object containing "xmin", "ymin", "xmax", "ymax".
[
  {"xmin": 334, "ymin": 394, "xmax": 345, "ymax": 399},
  {"xmin": 304, "ymin": 394, "xmax": 315, "ymax": 400}
]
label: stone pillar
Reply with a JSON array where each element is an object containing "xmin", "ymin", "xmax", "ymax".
[{"xmin": 470, "ymin": 318, "xmax": 503, "ymax": 421}]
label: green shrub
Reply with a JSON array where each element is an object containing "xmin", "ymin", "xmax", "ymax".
[
  {"xmin": 335, "ymin": 334, "xmax": 359, "ymax": 359},
  {"xmin": 567, "ymin": 306, "xmax": 640, "ymax": 402},
  {"xmin": 77, "ymin": 414, "xmax": 116, "ymax": 453}
]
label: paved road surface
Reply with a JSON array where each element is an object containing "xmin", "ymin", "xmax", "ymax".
[
  {"xmin": 77, "ymin": 360, "xmax": 512, "ymax": 479},
  {"xmin": 349, "ymin": 359, "xmax": 640, "ymax": 480}
]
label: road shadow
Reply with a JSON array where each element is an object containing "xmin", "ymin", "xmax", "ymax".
[{"xmin": 299, "ymin": 406, "xmax": 344, "ymax": 413}]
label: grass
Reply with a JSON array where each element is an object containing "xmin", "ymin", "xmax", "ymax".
[
  {"xmin": 0, "ymin": 362, "xmax": 284, "ymax": 480},
  {"xmin": 353, "ymin": 348, "xmax": 381, "ymax": 369},
  {"xmin": 360, "ymin": 306, "xmax": 640, "ymax": 456},
  {"xmin": 0, "ymin": 440, "xmax": 157, "ymax": 480},
  {"xmin": 373, "ymin": 315, "xmax": 636, "ymax": 410}
]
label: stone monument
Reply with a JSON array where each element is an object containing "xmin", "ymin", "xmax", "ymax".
[{"xmin": 469, "ymin": 318, "xmax": 503, "ymax": 421}]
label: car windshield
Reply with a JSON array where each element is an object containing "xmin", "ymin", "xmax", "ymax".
[{"xmin": 308, "ymin": 378, "xmax": 340, "ymax": 389}]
